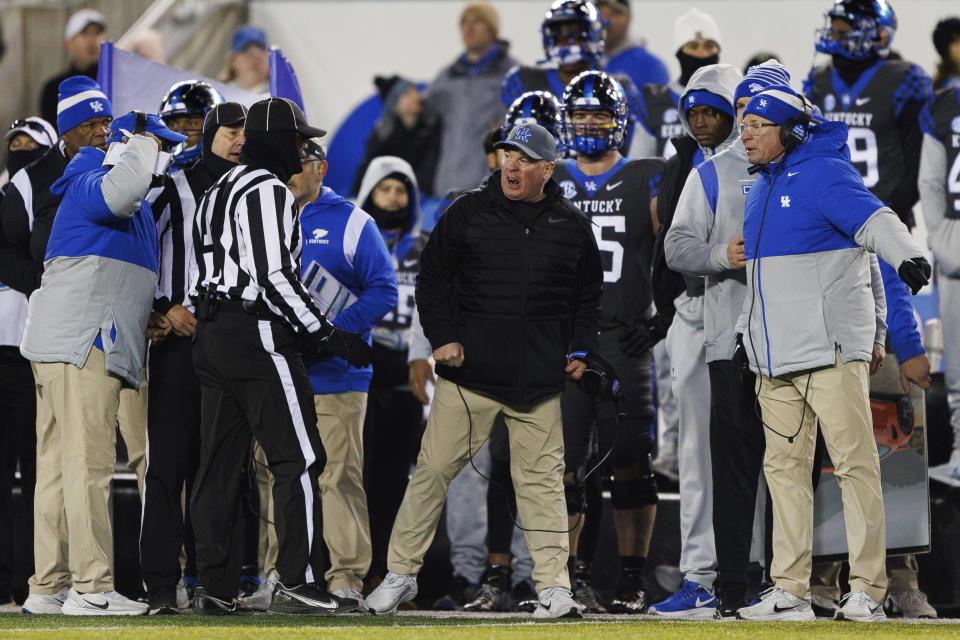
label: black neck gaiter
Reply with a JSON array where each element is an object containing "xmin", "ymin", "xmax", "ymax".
[
  {"xmin": 677, "ymin": 51, "xmax": 720, "ymax": 86},
  {"xmin": 239, "ymin": 130, "xmax": 302, "ymax": 183}
]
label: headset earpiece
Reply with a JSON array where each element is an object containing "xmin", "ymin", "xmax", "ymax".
[{"xmin": 778, "ymin": 94, "xmax": 813, "ymax": 150}]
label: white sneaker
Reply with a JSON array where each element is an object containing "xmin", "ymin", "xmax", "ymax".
[
  {"xmin": 533, "ymin": 587, "xmax": 584, "ymax": 619},
  {"xmin": 61, "ymin": 588, "xmax": 149, "ymax": 616},
  {"xmin": 0, "ymin": 600, "xmax": 21, "ymax": 613},
  {"xmin": 239, "ymin": 573, "xmax": 278, "ymax": 612},
  {"xmin": 736, "ymin": 586, "xmax": 815, "ymax": 621},
  {"xmin": 885, "ymin": 588, "xmax": 937, "ymax": 619},
  {"xmin": 333, "ymin": 587, "xmax": 368, "ymax": 613},
  {"xmin": 835, "ymin": 591, "xmax": 886, "ymax": 622},
  {"xmin": 929, "ymin": 450, "xmax": 960, "ymax": 487},
  {"xmin": 175, "ymin": 579, "xmax": 191, "ymax": 610},
  {"xmin": 21, "ymin": 586, "xmax": 71, "ymax": 614},
  {"xmin": 365, "ymin": 572, "xmax": 417, "ymax": 615}
]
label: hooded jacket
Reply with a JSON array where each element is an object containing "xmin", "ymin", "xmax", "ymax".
[
  {"xmin": 652, "ymin": 63, "xmax": 741, "ymax": 330},
  {"xmin": 355, "ymin": 156, "xmax": 429, "ymax": 389},
  {"xmin": 300, "ymin": 186, "xmax": 398, "ymax": 394},
  {"xmin": 20, "ymin": 137, "xmax": 159, "ymax": 388},
  {"xmin": 425, "ymin": 41, "xmax": 517, "ymax": 196},
  {"xmin": 416, "ymin": 171, "xmax": 602, "ymax": 405},
  {"xmin": 666, "ymin": 137, "xmax": 887, "ymax": 363},
  {"xmin": 736, "ymin": 120, "xmax": 923, "ymax": 377}
]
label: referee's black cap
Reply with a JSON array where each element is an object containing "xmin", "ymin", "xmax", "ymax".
[
  {"xmin": 245, "ymin": 97, "xmax": 326, "ymax": 138},
  {"xmin": 203, "ymin": 102, "xmax": 248, "ymax": 134}
]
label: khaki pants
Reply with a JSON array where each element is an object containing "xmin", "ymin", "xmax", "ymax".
[
  {"xmin": 388, "ymin": 378, "xmax": 569, "ymax": 592},
  {"xmin": 758, "ymin": 352, "xmax": 887, "ymax": 602},
  {"xmin": 29, "ymin": 348, "xmax": 121, "ymax": 594},
  {"xmin": 118, "ymin": 378, "xmax": 147, "ymax": 496},
  {"xmin": 315, "ymin": 392, "xmax": 371, "ymax": 591},
  {"xmin": 255, "ymin": 443, "xmax": 278, "ymax": 578},
  {"xmin": 812, "ymin": 554, "xmax": 918, "ymax": 600}
]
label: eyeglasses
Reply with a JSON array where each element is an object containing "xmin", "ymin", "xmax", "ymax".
[{"xmin": 738, "ymin": 121, "xmax": 779, "ymax": 135}]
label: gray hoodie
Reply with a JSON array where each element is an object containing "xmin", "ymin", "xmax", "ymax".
[{"xmin": 668, "ymin": 64, "xmax": 742, "ymax": 330}]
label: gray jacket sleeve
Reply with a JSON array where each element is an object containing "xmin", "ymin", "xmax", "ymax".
[
  {"xmin": 407, "ymin": 303, "xmax": 433, "ymax": 363},
  {"xmin": 101, "ymin": 135, "xmax": 159, "ymax": 218},
  {"xmin": 918, "ymin": 133, "xmax": 960, "ymax": 276},
  {"xmin": 665, "ymin": 168, "xmax": 731, "ymax": 276},
  {"xmin": 869, "ymin": 253, "xmax": 887, "ymax": 345},
  {"xmin": 854, "ymin": 207, "xmax": 924, "ymax": 272}
]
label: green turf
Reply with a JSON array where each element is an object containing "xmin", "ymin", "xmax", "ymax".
[{"xmin": 0, "ymin": 614, "xmax": 956, "ymax": 640}]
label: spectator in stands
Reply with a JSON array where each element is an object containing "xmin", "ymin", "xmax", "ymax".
[
  {"xmin": 2, "ymin": 117, "xmax": 57, "ymax": 204},
  {"xmin": 39, "ymin": 9, "xmax": 106, "ymax": 130},
  {"xmin": 933, "ymin": 17, "xmax": 960, "ymax": 90},
  {"xmin": 353, "ymin": 76, "xmax": 441, "ymax": 197},
  {"xmin": 596, "ymin": 0, "xmax": 669, "ymax": 90},
  {"xmin": 220, "ymin": 25, "xmax": 270, "ymax": 93},
  {"xmin": 425, "ymin": 1, "xmax": 516, "ymax": 196}
]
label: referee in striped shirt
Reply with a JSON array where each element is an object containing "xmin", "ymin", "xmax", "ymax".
[{"xmin": 189, "ymin": 97, "xmax": 371, "ymax": 615}]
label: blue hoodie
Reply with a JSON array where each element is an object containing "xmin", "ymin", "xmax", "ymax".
[
  {"xmin": 738, "ymin": 120, "xmax": 923, "ymax": 376},
  {"xmin": 300, "ymin": 187, "xmax": 398, "ymax": 394}
]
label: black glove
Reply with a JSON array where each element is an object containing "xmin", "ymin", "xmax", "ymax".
[
  {"xmin": 897, "ymin": 257, "xmax": 932, "ymax": 295},
  {"xmin": 733, "ymin": 333, "xmax": 750, "ymax": 386},
  {"xmin": 619, "ymin": 316, "xmax": 667, "ymax": 357},
  {"xmin": 307, "ymin": 324, "xmax": 373, "ymax": 369}
]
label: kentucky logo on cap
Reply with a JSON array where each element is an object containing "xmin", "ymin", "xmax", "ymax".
[
  {"xmin": 688, "ymin": 95, "xmax": 696, "ymax": 104},
  {"xmin": 514, "ymin": 127, "xmax": 531, "ymax": 142},
  {"xmin": 758, "ymin": 98, "xmax": 768, "ymax": 109},
  {"xmin": 749, "ymin": 83, "xmax": 762, "ymax": 93},
  {"xmin": 91, "ymin": 101, "xmax": 104, "ymax": 112}
]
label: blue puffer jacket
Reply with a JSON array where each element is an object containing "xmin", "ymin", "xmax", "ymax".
[{"xmin": 737, "ymin": 120, "xmax": 924, "ymax": 377}]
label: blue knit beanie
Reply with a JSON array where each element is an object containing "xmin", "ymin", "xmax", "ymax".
[
  {"xmin": 57, "ymin": 76, "xmax": 112, "ymax": 134},
  {"xmin": 734, "ymin": 59, "xmax": 791, "ymax": 105}
]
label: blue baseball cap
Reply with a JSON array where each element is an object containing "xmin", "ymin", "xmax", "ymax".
[
  {"xmin": 743, "ymin": 85, "xmax": 807, "ymax": 126},
  {"xmin": 108, "ymin": 111, "xmax": 188, "ymax": 145},
  {"xmin": 231, "ymin": 25, "xmax": 267, "ymax": 53}
]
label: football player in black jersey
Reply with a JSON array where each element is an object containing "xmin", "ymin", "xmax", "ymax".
[
  {"xmin": 552, "ymin": 70, "xmax": 663, "ymax": 614},
  {"xmin": 500, "ymin": 0, "xmax": 641, "ymax": 152},
  {"xmin": 804, "ymin": 0, "xmax": 933, "ymax": 228}
]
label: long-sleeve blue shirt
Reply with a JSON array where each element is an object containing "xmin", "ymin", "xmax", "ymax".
[
  {"xmin": 879, "ymin": 258, "xmax": 925, "ymax": 362},
  {"xmin": 300, "ymin": 187, "xmax": 398, "ymax": 393}
]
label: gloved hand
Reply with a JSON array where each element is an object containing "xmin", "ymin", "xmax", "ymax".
[
  {"xmin": 898, "ymin": 257, "xmax": 932, "ymax": 295},
  {"xmin": 733, "ymin": 333, "xmax": 750, "ymax": 386},
  {"xmin": 307, "ymin": 324, "xmax": 373, "ymax": 369},
  {"xmin": 619, "ymin": 316, "xmax": 667, "ymax": 357}
]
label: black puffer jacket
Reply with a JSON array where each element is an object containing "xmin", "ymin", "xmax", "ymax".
[{"xmin": 416, "ymin": 171, "xmax": 602, "ymax": 405}]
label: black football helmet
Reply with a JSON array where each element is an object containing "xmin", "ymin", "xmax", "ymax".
[
  {"xmin": 158, "ymin": 80, "xmax": 225, "ymax": 167},
  {"xmin": 561, "ymin": 70, "xmax": 628, "ymax": 154}
]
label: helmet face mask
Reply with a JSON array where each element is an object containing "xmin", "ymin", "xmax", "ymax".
[
  {"xmin": 561, "ymin": 71, "xmax": 628, "ymax": 154},
  {"xmin": 158, "ymin": 80, "xmax": 225, "ymax": 168},
  {"xmin": 814, "ymin": 0, "xmax": 897, "ymax": 60},
  {"xmin": 541, "ymin": 0, "xmax": 605, "ymax": 66},
  {"xmin": 503, "ymin": 91, "xmax": 563, "ymax": 151}
]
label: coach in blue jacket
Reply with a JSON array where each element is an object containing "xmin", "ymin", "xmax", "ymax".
[
  {"xmin": 20, "ymin": 112, "xmax": 185, "ymax": 615},
  {"xmin": 297, "ymin": 140, "xmax": 397, "ymax": 605},
  {"xmin": 733, "ymin": 86, "xmax": 931, "ymax": 623}
]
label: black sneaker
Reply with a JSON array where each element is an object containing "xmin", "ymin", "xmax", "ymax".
[
  {"xmin": 432, "ymin": 575, "xmax": 478, "ymax": 611},
  {"xmin": 607, "ymin": 571, "xmax": 646, "ymax": 614},
  {"xmin": 269, "ymin": 582, "xmax": 357, "ymax": 615},
  {"xmin": 573, "ymin": 577, "xmax": 607, "ymax": 614},
  {"xmin": 513, "ymin": 580, "xmax": 538, "ymax": 613},
  {"xmin": 714, "ymin": 585, "xmax": 748, "ymax": 621},
  {"xmin": 463, "ymin": 566, "xmax": 515, "ymax": 613},
  {"xmin": 192, "ymin": 587, "xmax": 254, "ymax": 616},
  {"xmin": 148, "ymin": 585, "xmax": 179, "ymax": 615}
]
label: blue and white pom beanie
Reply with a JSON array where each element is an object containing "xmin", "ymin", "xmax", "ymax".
[
  {"xmin": 734, "ymin": 59, "xmax": 791, "ymax": 105},
  {"xmin": 57, "ymin": 76, "xmax": 112, "ymax": 134}
]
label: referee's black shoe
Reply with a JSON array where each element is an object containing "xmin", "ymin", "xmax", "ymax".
[
  {"xmin": 269, "ymin": 582, "xmax": 359, "ymax": 615},
  {"xmin": 192, "ymin": 587, "xmax": 255, "ymax": 615}
]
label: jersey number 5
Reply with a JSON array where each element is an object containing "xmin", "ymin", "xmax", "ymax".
[{"xmin": 592, "ymin": 215, "xmax": 625, "ymax": 283}]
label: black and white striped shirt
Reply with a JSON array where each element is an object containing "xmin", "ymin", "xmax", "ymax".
[
  {"xmin": 150, "ymin": 171, "xmax": 197, "ymax": 312},
  {"xmin": 191, "ymin": 164, "xmax": 328, "ymax": 333}
]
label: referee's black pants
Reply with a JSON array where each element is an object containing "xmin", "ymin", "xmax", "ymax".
[
  {"xmin": 708, "ymin": 360, "xmax": 765, "ymax": 596},
  {"xmin": 192, "ymin": 305, "xmax": 327, "ymax": 599},
  {"xmin": 140, "ymin": 335, "xmax": 201, "ymax": 593}
]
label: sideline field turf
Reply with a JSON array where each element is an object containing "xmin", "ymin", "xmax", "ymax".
[{"xmin": 2, "ymin": 612, "xmax": 958, "ymax": 640}]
